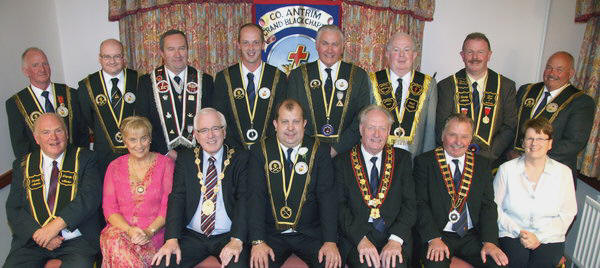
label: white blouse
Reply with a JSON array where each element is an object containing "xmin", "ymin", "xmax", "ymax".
[{"xmin": 493, "ymin": 156, "xmax": 577, "ymax": 243}]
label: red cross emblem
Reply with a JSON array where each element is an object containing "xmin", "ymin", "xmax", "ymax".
[{"xmin": 288, "ymin": 45, "xmax": 309, "ymax": 68}]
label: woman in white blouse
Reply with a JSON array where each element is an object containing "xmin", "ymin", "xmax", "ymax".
[{"xmin": 494, "ymin": 118, "xmax": 576, "ymax": 267}]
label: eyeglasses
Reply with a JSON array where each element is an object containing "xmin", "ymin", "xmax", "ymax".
[
  {"xmin": 524, "ymin": 137, "xmax": 550, "ymax": 144},
  {"xmin": 195, "ymin": 126, "xmax": 224, "ymax": 134},
  {"xmin": 100, "ymin": 54, "xmax": 124, "ymax": 61}
]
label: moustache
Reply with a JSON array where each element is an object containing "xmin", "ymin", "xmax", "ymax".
[{"xmin": 468, "ymin": 59, "xmax": 482, "ymax": 64}]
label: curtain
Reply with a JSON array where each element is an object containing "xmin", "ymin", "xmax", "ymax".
[{"xmin": 109, "ymin": 0, "xmax": 435, "ymax": 75}]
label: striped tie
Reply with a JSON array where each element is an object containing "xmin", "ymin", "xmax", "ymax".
[{"xmin": 200, "ymin": 156, "xmax": 217, "ymax": 235}]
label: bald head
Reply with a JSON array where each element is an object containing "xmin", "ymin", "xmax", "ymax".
[
  {"xmin": 33, "ymin": 113, "xmax": 68, "ymax": 158},
  {"xmin": 99, "ymin": 38, "xmax": 125, "ymax": 76},
  {"xmin": 21, "ymin": 47, "xmax": 51, "ymax": 89},
  {"xmin": 543, "ymin": 51, "xmax": 575, "ymax": 91}
]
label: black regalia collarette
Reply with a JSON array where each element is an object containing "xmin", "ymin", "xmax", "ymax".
[
  {"xmin": 224, "ymin": 62, "xmax": 281, "ymax": 148},
  {"xmin": 84, "ymin": 69, "xmax": 139, "ymax": 154}
]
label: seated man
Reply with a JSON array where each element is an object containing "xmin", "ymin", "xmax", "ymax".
[
  {"xmin": 5, "ymin": 113, "xmax": 102, "ymax": 267},
  {"xmin": 414, "ymin": 114, "xmax": 508, "ymax": 267},
  {"xmin": 336, "ymin": 105, "xmax": 416, "ymax": 268},
  {"xmin": 248, "ymin": 98, "xmax": 341, "ymax": 268},
  {"xmin": 151, "ymin": 108, "xmax": 249, "ymax": 267}
]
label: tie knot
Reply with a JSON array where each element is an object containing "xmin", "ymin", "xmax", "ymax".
[
  {"xmin": 370, "ymin": 156, "xmax": 378, "ymax": 165},
  {"xmin": 544, "ymin": 91, "xmax": 551, "ymax": 98},
  {"xmin": 41, "ymin": 90, "xmax": 49, "ymax": 98},
  {"xmin": 247, "ymin": 72, "xmax": 254, "ymax": 81},
  {"xmin": 111, "ymin": 78, "xmax": 119, "ymax": 86},
  {"xmin": 173, "ymin": 76, "xmax": 181, "ymax": 84},
  {"xmin": 397, "ymin": 78, "xmax": 403, "ymax": 84},
  {"xmin": 52, "ymin": 160, "xmax": 58, "ymax": 168},
  {"xmin": 452, "ymin": 159, "xmax": 460, "ymax": 167},
  {"xmin": 287, "ymin": 148, "xmax": 294, "ymax": 156},
  {"xmin": 472, "ymin": 81, "xmax": 478, "ymax": 91},
  {"xmin": 325, "ymin": 68, "xmax": 332, "ymax": 75},
  {"xmin": 208, "ymin": 156, "xmax": 216, "ymax": 164}
]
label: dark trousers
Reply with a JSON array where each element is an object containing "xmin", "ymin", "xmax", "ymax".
[
  {"xmin": 344, "ymin": 230, "xmax": 409, "ymax": 268},
  {"xmin": 154, "ymin": 229, "xmax": 248, "ymax": 268},
  {"xmin": 422, "ymin": 232, "xmax": 499, "ymax": 268},
  {"xmin": 499, "ymin": 237, "xmax": 564, "ymax": 268},
  {"xmin": 4, "ymin": 237, "xmax": 97, "ymax": 268},
  {"xmin": 265, "ymin": 232, "xmax": 327, "ymax": 268}
]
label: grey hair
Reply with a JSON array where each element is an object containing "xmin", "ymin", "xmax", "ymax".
[
  {"xmin": 21, "ymin": 47, "xmax": 46, "ymax": 67},
  {"xmin": 358, "ymin": 104, "xmax": 394, "ymax": 126},
  {"xmin": 316, "ymin": 25, "xmax": 344, "ymax": 44},
  {"xmin": 386, "ymin": 32, "xmax": 417, "ymax": 52},
  {"xmin": 33, "ymin": 113, "xmax": 67, "ymax": 135},
  {"xmin": 193, "ymin": 108, "xmax": 227, "ymax": 130},
  {"xmin": 442, "ymin": 113, "xmax": 474, "ymax": 136},
  {"xmin": 99, "ymin": 38, "xmax": 124, "ymax": 53}
]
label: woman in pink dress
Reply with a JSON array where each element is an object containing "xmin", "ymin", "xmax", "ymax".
[{"xmin": 100, "ymin": 116, "xmax": 174, "ymax": 267}]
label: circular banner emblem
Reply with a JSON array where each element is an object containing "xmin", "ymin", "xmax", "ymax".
[
  {"xmin": 186, "ymin": 82, "xmax": 199, "ymax": 93},
  {"xmin": 95, "ymin": 94, "xmax": 108, "ymax": 106},
  {"xmin": 124, "ymin": 92, "xmax": 136, "ymax": 104},
  {"xmin": 246, "ymin": 128, "xmax": 258, "ymax": 141},
  {"xmin": 233, "ymin": 88, "xmax": 245, "ymax": 99},
  {"xmin": 335, "ymin": 79, "xmax": 348, "ymax": 91},
  {"xmin": 29, "ymin": 111, "xmax": 42, "ymax": 122},
  {"xmin": 115, "ymin": 131, "xmax": 123, "ymax": 143},
  {"xmin": 269, "ymin": 160, "xmax": 282, "ymax": 173},
  {"xmin": 259, "ymin": 87, "xmax": 271, "ymax": 99},
  {"xmin": 56, "ymin": 105, "xmax": 69, "ymax": 117},
  {"xmin": 321, "ymin": 124, "xmax": 334, "ymax": 136},
  {"xmin": 546, "ymin": 103, "xmax": 558, "ymax": 113},
  {"xmin": 310, "ymin": 79, "xmax": 321, "ymax": 89},
  {"xmin": 294, "ymin": 161, "xmax": 308, "ymax": 175}
]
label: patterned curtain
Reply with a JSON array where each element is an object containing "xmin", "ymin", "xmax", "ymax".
[
  {"xmin": 109, "ymin": 0, "xmax": 434, "ymax": 75},
  {"xmin": 574, "ymin": 0, "xmax": 600, "ymax": 178}
]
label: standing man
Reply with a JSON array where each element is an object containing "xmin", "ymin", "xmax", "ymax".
[
  {"xmin": 5, "ymin": 113, "xmax": 102, "ymax": 267},
  {"xmin": 137, "ymin": 29, "xmax": 214, "ymax": 160},
  {"xmin": 509, "ymin": 51, "xmax": 595, "ymax": 175},
  {"xmin": 152, "ymin": 108, "xmax": 249, "ymax": 267},
  {"xmin": 248, "ymin": 99, "xmax": 341, "ymax": 268},
  {"xmin": 214, "ymin": 23, "xmax": 287, "ymax": 149},
  {"xmin": 436, "ymin": 33, "xmax": 517, "ymax": 164},
  {"xmin": 414, "ymin": 114, "xmax": 508, "ymax": 267},
  {"xmin": 336, "ymin": 105, "xmax": 416, "ymax": 268},
  {"xmin": 77, "ymin": 39, "xmax": 139, "ymax": 171},
  {"xmin": 288, "ymin": 25, "xmax": 370, "ymax": 157},
  {"xmin": 6, "ymin": 47, "xmax": 88, "ymax": 159},
  {"xmin": 370, "ymin": 32, "xmax": 437, "ymax": 157}
]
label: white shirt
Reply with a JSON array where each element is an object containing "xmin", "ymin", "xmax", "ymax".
[
  {"xmin": 241, "ymin": 62, "xmax": 263, "ymax": 91},
  {"xmin": 187, "ymin": 147, "xmax": 233, "ymax": 235},
  {"xmin": 278, "ymin": 142, "xmax": 300, "ymax": 234},
  {"xmin": 389, "ymin": 70, "xmax": 412, "ymax": 151},
  {"xmin": 493, "ymin": 156, "xmax": 577, "ymax": 243},
  {"xmin": 360, "ymin": 145, "xmax": 404, "ymax": 245},
  {"xmin": 41, "ymin": 151, "xmax": 82, "ymax": 240},
  {"xmin": 531, "ymin": 83, "xmax": 569, "ymax": 117},
  {"xmin": 30, "ymin": 83, "xmax": 55, "ymax": 112},
  {"xmin": 102, "ymin": 70, "xmax": 125, "ymax": 98},
  {"xmin": 442, "ymin": 151, "xmax": 473, "ymax": 232},
  {"xmin": 467, "ymin": 72, "xmax": 487, "ymax": 105},
  {"xmin": 318, "ymin": 60, "xmax": 340, "ymax": 84},
  {"xmin": 165, "ymin": 68, "xmax": 187, "ymax": 95}
]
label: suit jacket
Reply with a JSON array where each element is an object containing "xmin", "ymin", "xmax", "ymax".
[
  {"xmin": 248, "ymin": 136, "xmax": 338, "ymax": 243},
  {"xmin": 436, "ymin": 69, "xmax": 517, "ymax": 160},
  {"xmin": 369, "ymin": 70, "xmax": 438, "ymax": 157},
  {"xmin": 413, "ymin": 149, "xmax": 498, "ymax": 245},
  {"xmin": 136, "ymin": 66, "xmax": 214, "ymax": 154},
  {"xmin": 77, "ymin": 69, "xmax": 140, "ymax": 171},
  {"xmin": 288, "ymin": 61, "xmax": 370, "ymax": 155},
  {"xmin": 6, "ymin": 83, "xmax": 89, "ymax": 159},
  {"xmin": 336, "ymin": 145, "xmax": 416, "ymax": 246},
  {"xmin": 516, "ymin": 83, "xmax": 595, "ymax": 171},
  {"xmin": 6, "ymin": 146, "xmax": 102, "ymax": 252},
  {"xmin": 164, "ymin": 145, "xmax": 249, "ymax": 242},
  {"xmin": 213, "ymin": 63, "xmax": 288, "ymax": 149}
]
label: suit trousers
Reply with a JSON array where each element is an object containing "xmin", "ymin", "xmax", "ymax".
[
  {"xmin": 499, "ymin": 237, "xmax": 563, "ymax": 268},
  {"xmin": 265, "ymin": 232, "xmax": 327, "ymax": 268},
  {"xmin": 422, "ymin": 231, "xmax": 499, "ymax": 268},
  {"xmin": 346, "ymin": 230, "xmax": 408, "ymax": 268},
  {"xmin": 154, "ymin": 229, "xmax": 248, "ymax": 268},
  {"xmin": 4, "ymin": 237, "xmax": 97, "ymax": 268}
]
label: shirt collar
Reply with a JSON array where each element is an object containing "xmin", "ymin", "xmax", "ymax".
[
  {"xmin": 42, "ymin": 150, "xmax": 65, "ymax": 169},
  {"xmin": 31, "ymin": 83, "xmax": 52, "ymax": 93},
  {"xmin": 516, "ymin": 155, "xmax": 556, "ymax": 176},
  {"xmin": 360, "ymin": 144, "xmax": 383, "ymax": 162},
  {"xmin": 443, "ymin": 150, "xmax": 465, "ymax": 165},
  {"xmin": 166, "ymin": 67, "xmax": 187, "ymax": 81},
  {"xmin": 102, "ymin": 70, "xmax": 125, "ymax": 83},
  {"xmin": 318, "ymin": 59, "xmax": 340, "ymax": 74},
  {"xmin": 543, "ymin": 83, "xmax": 570, "ymax": 99},
  {"xmin": 389, "ymin": 69, "xmax": 412, "ymax": 82},
  {"xmin": 202, "ymin": 146, "xmax": 224, "ymax": 165},
  {"xmin": 467, "ymin": 71, "xmax": 488, "ymax": 88},
  {"xmin": 279, "ymin": 142, "xmax": 301, "ymax": 153}
]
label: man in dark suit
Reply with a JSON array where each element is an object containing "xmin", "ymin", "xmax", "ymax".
[
  {"xmin": 136, "ymin": 29, "xmax": 214, "ymax": 160},
  {"xmin": 5, "ymin": 113, "xmax": 102, "ymax": 267},
  {"xmin": 369, "ymin": 32, "xmax": 437, "ymax": 158},
  {"xmin": 213, "ymin": 23, "xmax": 287, "ymax": 149},
  {"xmin": 77, "ymin": 39, "xmax": 139, "ymax": 172},
  {"xmin": 288, "ymin": 25, "xmax": 370, "ymax": 158},
  {"xmin": 248, "ymin": 99, "xmax": 341, "ymax": 268},
  {"xmin": 6, "ymin": 47, "xmax": 88, "ymax": 159},
  {"xmin": 336, "ymin": 104, "xmax": 416, "ymax": 268},
  {"xmin": 508, "ymin": 51, "xmax": 595, "ymax": 175},
  {"xmin": 151, "ymin": 108, "xmax": 249, "ymax": 268},
  {"xmin": 435, "ymin": 33, "xmax": 517, "ymax": 164},
  {"xmin": 414, "ymin": 113, "xmax": 508, "ymax": 268}
]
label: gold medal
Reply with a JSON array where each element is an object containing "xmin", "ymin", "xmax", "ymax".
[
  {"xmin": 95, "ymin": 94, "xmax": 107, "ymax": 106},
  {"xmin": 280, "ymin": 206, "xmax": 292, "ymax": 219},
  {"xmin": 269, "ymin": 160, "xmax": 282, "ymax": 173},
  {"xmin": 370, "ymin": 208, "xmax": 380, "ymax": 219},
  {"xmin": 201, "ymin": 200, "xmax": 215, "ymax": 215},
  {"xmin": 136, "ymin": 185, "xmax": 145, "ymax": 194},
  {"xmin": 546, "ymin": 103, "xmax": 558, "ymax": 113},
  {"xmin": 482, "ymin": 116, "xmax": 490, "ymax": 124}
]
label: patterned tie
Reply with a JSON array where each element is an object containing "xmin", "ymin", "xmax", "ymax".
[
  {"xmin": 47, "ymin": 160, "xmax": 59, "ymax": 212},
  {"xmin": 247, "ymin": 73, "xmax": 256, "ymax": 110},
  {"xmin": 370, "ymin": 156, "xmax": 385, "ymax": 232},
  {"xmin": 285, "ymin": 148, "xmax": 294, "ymax": 173},
  {"xmin": 395, "ymin": 78, "xmax": 403, "ymax": 106},
  {"xmin": 451, "ymin": 159, "xmax": 468, "ymax": 237},
  {"xmin": 533, "ymin": 91, "xmax": 551, "ymax": 117},
  {"xmin": 41, "ymin": 90, "xmax": 55, "ymax": 113},
  {"xmin": 110, "ymin": 78, "xmax": 122, "ymax": 112},
  {"xmin": 200, "ymin": 156, "xmax": 217, "ymax": 236},
  {"xmin": 472, "ymin": 82, "xmax": 480, "ymax": 115},
  {"xmin": 172, "ymin": 76, "xmax": 183, "ymax": 124},
  {"xmin": 325, "ymin": 68, "xmax": 333, "ymax": 97}
]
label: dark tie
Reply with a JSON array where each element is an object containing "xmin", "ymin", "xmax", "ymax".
[
  {"xmin": 47, "ymin": 160, "xmax": 59, "ymax": 212},
  {"xmin": 451, "ymin": 159, "xmax": 468, "ymax": 237},
  {"xmin": 285, "ymin": 148, "xmax": 294, "ymax": 172},
  {"xmin": 201, "ymin": 156, "xmax": 217, "ymax": 236},
  {"xmin": 41, "ymin": 90, "xmax": 55, "ymax": 113},
  {"xmin": 247, "ymin": 73, "xmax": 256, "ymax": 110},
  {"xmin": 395, "ymin": 78, "xmax": 403, "ymax": 106},
  {"xmin": 173, "ymin": 75, "xmax": 181, "ymax": 85},
  {"xmin": 452, "ymin": 159, "xmax": 461, "ymax": 192},
  {"xmin": 110, "ymin": 78, "xmax": 122, "ymax": 112},
  {"xmin": 172, "ymin": 76, "xmax": 183, "ymax": 123},
  {"xmin": 472, "ymin": 82, "xmax": 480, "ymax": 115},
  {"xmin": 369, "ymin": 156, "xmax": 385, "ymax": 232},
  {"xmin": 325, "ymin": 68, "xmax": 333, "ymax": 97},
  {"xmin": 533, "ymin": 91, "xmax": 551, "ymax": 117}
]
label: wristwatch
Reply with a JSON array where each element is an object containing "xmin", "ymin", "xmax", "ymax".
[{"xmin": 251, "ymin": 240, "xmax": 264, "ymax": 245}]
